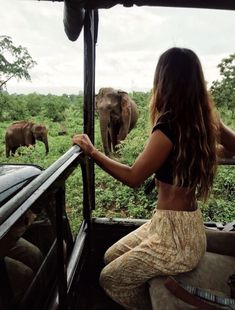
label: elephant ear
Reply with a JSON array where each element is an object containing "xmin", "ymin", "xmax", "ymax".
[
  {"xmin": 118, "ymin": 91, "xmax": 131, "ymax": 125},
  {"xmin": 32, "ymin": 124, "xmax": 47, "ymax": 135},
  {"xmin": 32, "ymin": 124, "xmax": 39, "ymax": 134},
  {"xmin": 117, "ymin": 90, "xmax": 128, "ymax": 96},
  {"xmin": 118, "ymin": 91, "xmax": 131, "ymax": 110}
]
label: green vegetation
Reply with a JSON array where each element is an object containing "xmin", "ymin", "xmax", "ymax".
[{"xmin": 0, "ymin": 89, "xmax": 235, "ymax": 234}]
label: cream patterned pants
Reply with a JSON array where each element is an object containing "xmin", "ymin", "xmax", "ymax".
[{"xmin": 99, "ymin": 208, "xmax": 206, "ymax": 310}]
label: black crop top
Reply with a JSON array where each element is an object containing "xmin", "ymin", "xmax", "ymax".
[{"xmin": 152, "ymin": 119, "xmax": 175, "ymax": 184}]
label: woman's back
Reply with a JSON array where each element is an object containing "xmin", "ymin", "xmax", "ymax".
[{"xmin": 156, "ymin": 180, "xmax": 197, "ymax": 211}]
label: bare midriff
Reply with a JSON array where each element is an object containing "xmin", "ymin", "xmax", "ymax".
[{"xmin": 156, "ymin": 180, "xmax": 197, "ymax": 212}]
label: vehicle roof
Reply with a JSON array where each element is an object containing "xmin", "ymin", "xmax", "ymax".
[
  {"xmin": 62, "ymin": 0, "xmax": 235, "ymax": 41},
  {"xmin": 65, "ymin": 0, "xmax": 235, "ymax": 10}
]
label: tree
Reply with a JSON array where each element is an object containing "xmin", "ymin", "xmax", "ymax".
[
  {"xmin": 210, "ymin": 53, "xmax": 235, "ymax": 115},
  {"xmin": 0, "ymin": 35, "xmax": 37, "ymax": 90},
  {"xmin": 42, "ymin": 95, "xmax": 68, "ymax": 122},
  {"xmin": 0, "ymin": 91, "xmax": 9, "ymax": 120}
]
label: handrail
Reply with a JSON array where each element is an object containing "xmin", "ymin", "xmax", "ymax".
[
  {"xmin": 218, "ymin": 158, "xmax": 235, "ymax": 165},
  {"xmin": 0, "ymin": 145, "xmax": 83, "ymax": 239}
]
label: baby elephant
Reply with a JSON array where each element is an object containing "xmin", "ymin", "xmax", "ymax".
[
  {"xmin": 96, "ymin": 87, "xmax": 139, "ymax": 156},
  {"xmin": 5, "ymin": 121, "xmax": 49, "ymax": 157}
]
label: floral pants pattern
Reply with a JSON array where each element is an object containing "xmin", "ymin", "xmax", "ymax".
[{"xmin": 99, "ymin": 208, "xmax": 207, "ymax": 310}]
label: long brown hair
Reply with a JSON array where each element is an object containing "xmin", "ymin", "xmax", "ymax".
[{"xmin": 150, "ymin": 47, "xmax": 218, "ymax": 200}]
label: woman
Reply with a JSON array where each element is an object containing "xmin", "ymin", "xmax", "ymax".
[{"xmin": 73, "ymin": 47, "xmax": 235, "ymax": 310}]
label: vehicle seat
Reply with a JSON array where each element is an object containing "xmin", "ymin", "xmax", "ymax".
[{"xmin": 149, "ymin": 229, "xmax": 235, "ymax": 310}]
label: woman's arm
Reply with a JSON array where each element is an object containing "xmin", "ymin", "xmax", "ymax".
[
  {"xmin": 73, "ymin": 130, "xmax": 173, "ymax": 188},
  {"xmin": 217, "ymin": 120, "xmax": 235, "ymax": 158}
]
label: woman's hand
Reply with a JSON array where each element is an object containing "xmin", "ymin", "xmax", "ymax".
[{"xmin": 72, "ymin": 134, "xmax": 96, "ymax": 156}]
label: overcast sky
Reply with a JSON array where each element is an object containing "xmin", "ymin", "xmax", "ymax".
[{"xmin": 1, "ymin": 0, "xmax": 235, "ymax": 95}]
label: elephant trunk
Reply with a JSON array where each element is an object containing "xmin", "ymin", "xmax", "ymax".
[
  {"xmin": 99, "ymin": 112, "xmax": 110, "ymax": 156},
  {"xmin": 43, "ymin": 137, "xmax": 49, "ymax": 154}
]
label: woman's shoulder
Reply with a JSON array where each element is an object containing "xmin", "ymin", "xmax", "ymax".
[{"xmin": 152, "ymin": 114, "xmax": 174, "ymax": 143}]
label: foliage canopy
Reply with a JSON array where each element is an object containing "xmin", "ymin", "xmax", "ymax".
[
  {"xmin": 210, "ymin": 53, "xmax": 235, "ymax": 115},
  {"xmin": 0, "ymin": 35, "xmax": 37, "ymax": 90}
]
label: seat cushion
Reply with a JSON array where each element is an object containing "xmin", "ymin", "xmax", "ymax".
[{"xmin": 149, "ymin": 251, "xmax": 235, "ymax": 310}]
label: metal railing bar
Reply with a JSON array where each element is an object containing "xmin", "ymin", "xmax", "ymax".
[
  {"xmin": 67, "ymin": 221, "xmax": 87, "ymax": 290},
  {"xmin": 56, "ymin": 187, "xmax": 68, "ymax": 309},
  {"xmin": 50, "ymin": 221, "xmax": 88, "ymax": 308},
  {"xmin": 83, "ymin": 9, "xmax": 96, "ymax": 213},
  {"xmin": 218, "ymin": 158, "xmax": 235, "ymax": 165}
]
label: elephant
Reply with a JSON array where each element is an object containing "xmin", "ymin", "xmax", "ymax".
[
  {"xmin": 96, "ymin": 87, "xmax": 139, "ymax": 156},
  {"xmin": 5, "ymin": 121, "xmax": 49, "ymax": 157}
]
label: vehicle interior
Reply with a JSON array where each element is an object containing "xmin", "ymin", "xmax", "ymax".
[{"xmin": 0, "ymin": 1, "xmax": 235, "ymax": 310}]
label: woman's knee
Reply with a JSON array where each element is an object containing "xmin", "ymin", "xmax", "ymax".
[
  {"xmin": 99, "ymin": 262, "xmax": 121, "ymax": 293},
  {"xmin": 20, "ymin": 238, "xmax": 43, "ymax": 271},
  {"xmin": 103, "ymin": 247, "xmax": 114, "ymax": 265},
  {"xmin": 5, "ymin": 257, "xmax": 34, "ymax": 302},
  {"xmin": 9, "ymin": 238, "xmax": 43, "ymax": 271},
  {"xmin": 103, "ymin": 242, "xmax": 128, "ymax": 265},
  {"xmin": 30, "ymin": 244, "xmax": 43, "ymax": 270},
  {"xmin": 99, "ymin": 264, "xmax": 110, "ymax": 290}
]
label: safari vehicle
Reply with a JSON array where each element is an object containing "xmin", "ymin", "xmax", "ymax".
[{"xmin": 0, "ymin": 1, "xmax": 235, "ymax": 310}]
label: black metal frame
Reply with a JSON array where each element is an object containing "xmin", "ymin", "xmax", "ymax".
[
  {"xmin": 0, "ymin": 146, "xmax": 85, "ymax": 309},
  {"xmin": 42, "ymin": 0, "xmax": 235, "ymax": 11},
  {"xmin": 83, "ymin": 9, "xmax": 98, "ymax": 215},
  {"xmin": 0, "ymin": 9, "xmax": 98, "ymax": 309},
  {"xmin": 84, "ymin": 0, "xmax": 235, "ymax": 10}
]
